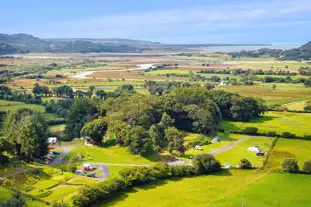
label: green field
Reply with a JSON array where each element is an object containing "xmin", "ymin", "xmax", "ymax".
[
  {"xmin": 283, "ymin": 101, "xmax": 309, "ymax": 111},
  {"xmin": 220, "ymin": 111, "xmax": 311, "ymax": 137},
  {"xmin": 0, "ymin": 100, "xmax": 45, "ymax": 113},
  {"xmin": 101, "ymin": 170, "xmax": 267, "ymax": 207},
  {"xmin": 185, "ymin": 133, "xmax": 245, "ymax": 156},
  {"xmin": 2, "ymin": 165, "xmax": 94, "ymax": 204},
  {"xmin": 218, "ymin": 83, "xmax": 311, "ymax": 105},
  {"xmin": 64, "ymin": 146, "xmax": 153, "ymax": 164},
  {"xmin": 0, "ymin": 186, "xmax": 13, "ymax": 202},
  {"xmin": 267, "ymin": 138, "xmax": 311, "ymax": 169},
  {"xmin": 211, "ymin": 173, "xmax": 311, "ymax": 207},
  {"xmin": 215, "ymin": 137, "xmax": 273, "ymax": 168}
]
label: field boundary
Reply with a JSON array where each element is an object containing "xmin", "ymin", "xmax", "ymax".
[{"xmin": 261, "ymin": 137, "xmax": 279, "ymax": 170}]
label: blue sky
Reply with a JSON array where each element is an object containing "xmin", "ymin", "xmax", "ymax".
[{"xmin": 1, "ymin": 0, "xmax": 311, "ymax": 44}]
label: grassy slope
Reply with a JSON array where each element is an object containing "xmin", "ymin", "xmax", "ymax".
[
  {"xmin": 0, "ymin": 100, "xmax": 45, "ymax": 113},
  {"xmin": 211, "ymin": 173, "xmax": 311, "ymax": 207},
  {"xmin": 267, "ymin": 138, "xmax": 311, "ymax": 169},
  {"xmin": 215, "ymin": 137, "xmax": 273, "ymax": 168},
  {"xmin": 101, "ymin": 170, "xmax": 267, "ymax": 207},
  {"xmin": 185, "ymin": 133, "xmax": 245, "ymax": 156},
  {"xmin": 0, "ymin": 186, "xmax": 13, "ymax": 202},
  {"xmin": 220, "ymin": 111, "xmax": 311, "ymax": 137},
  {"xmin": 64, "ymin": 146, "xmax": 153, "ymax": 164}
]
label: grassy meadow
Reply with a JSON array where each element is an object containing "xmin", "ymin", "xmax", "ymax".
[
  {"xmin": 218, "ymin": 83, "xmax": 311, "ymax": 105},
  {"xmin": 64, "ymin": 145, "xmax": 153, "ymax": 164},
  {"xmin": 101, "ymin": 170, "xmax": 267, "ymax": 207},
  {"xmin": 211, "ymin": 173, "xmax": 311, "ymax": 207},
  {"xmin": 266, "ymin": 138, "xmax": 311, "ymax": 169},
  {"xmin": 220, "ymin": 111, "xmax": 311, "ymax": 137}
]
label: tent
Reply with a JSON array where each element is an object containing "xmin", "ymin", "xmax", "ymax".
[
  {"xmin": 212, "ymin": 137, "xmax": 220, "ymax": 143},
  {"xmin": 247, "ymin": 146, "xmax": 261, "ymax": 153}
]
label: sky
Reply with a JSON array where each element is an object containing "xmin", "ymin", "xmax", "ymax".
[{"xmin": 1, "ymin": 0, "xmax": 311, "ymax": 44}]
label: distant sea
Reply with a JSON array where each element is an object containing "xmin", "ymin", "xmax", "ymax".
[{"xmin": 200, "ymin": 44, "xmax": 302, "ymax": 53}]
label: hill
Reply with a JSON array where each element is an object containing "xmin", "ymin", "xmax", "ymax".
[
  {"xmin": 47, "ymin": 38, "xmax": 161, "ymax": 46},
  {"xmin": 230, "ymin": 41, "xmax": 311, "ymax": 60},
  {"xmin": 0, "ymin": 33, "xmax": 144, "ymax": 54}
]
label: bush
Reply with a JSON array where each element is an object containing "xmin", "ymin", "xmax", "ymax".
[
  {"xmin": 266, "ymin": 131, "xmax": 277, "ymax": 137},
  {"xmin": 242, "ymin": 127, "xmax": 258, "ymax": 135},
  {"xmin": 303, "ymin": 160, "xmax": 311, "ymax": 174},
  {"xmin": 0, "ymin": 154, "xmax": 9, "ymax": 165},
  {"xmin": 63, "ymin": 163, "xmax": 77, "ymax": 173},
  {"xmin": 282, "ymin": 132, "xmax": 296, "ymax": 138},
  {"xmin": 282, "ymin": 158, "xmax": 299, "ymax": 173},
  {"xmin": 193, "ymin": 154, "xmax": 221, "ymax": 174},
  {"xmin": 238, "ymin": 158, "xmax": 253, "ymax": 169},
  {"xmin": 304, "ymin": 134, "xmax": 311, "ymax": 139}
]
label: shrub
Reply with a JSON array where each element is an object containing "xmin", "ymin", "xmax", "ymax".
[
  {"xmin": 242, "ymin": 127, "xmax": 258, "ymax": 135},
  {"xmin": 303, "ymin": 160, "xmax": 311, "ymax": 174},
  {"xmin": 304, "ymin": 134, "xmax": 311, "ymax": 139},
  {"xmin": 282, "ymin": 158, "xmax": 299, "ymax": 173},
  {"xmin": 282, "ymin": 132, "xmax": 296, "ymax": 138},
  {"xmin": 266, "ymin": 131, "xmax": 277, "ymax": 137},
  {"xmin": 0, "ymin": 154, "xmax": 9, "ymax": 165},
  {"xmin": 238, "ymin": 158, "xmax": 253, "ymax": 169},
  {"xmin": 193, "ymin": 154, "xmax": 221, "ymax": 174},
  {"xmin": 63, "ymin": 163, "xmax": 77, "ymax": 173}
]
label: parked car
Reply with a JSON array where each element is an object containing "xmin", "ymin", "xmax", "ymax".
[
  {"xmin": 86, "ymin": 173, "xmax": 96, "ymax": 178},
  {"xmin": 52, "ymin": 151, "xmax": 59, "ymax": 155},
  {"xmin": 48, "ymin": 146, "xmax": 55, "ymax": 150},
  {"xmin": 75, "ymin": 170, "xmax": 85, "ymax": 175},
  {"xmin": 83, "ymin": 164, "xmax": 93, "ymax": 171}
]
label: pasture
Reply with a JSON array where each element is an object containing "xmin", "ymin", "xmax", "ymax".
[
  {"xmin": 64, "ymin": 145, "xmax": 153, "ymax": 164},
  {"xmin": 266, "ymin": 138, "xmax": 311, "ymax": 169},
  {"xmin": 220, "ymin": 111, "xmax": 311, "ymax": 137},
  {"xmin": 218, "ymin": 83, "xmax": 311, "ymax": 105},
  {"xmin": 101, "ymin": 170, "xmax": 267, "ymax": 207},
  {"xmin": 0, "ymin": 100, "xmax": 45, "ymax": 113},
  {"xmin": 211, "ymin": 173, "xmax": 311, "ymax": 207},
  {"xmin": 214, "ymin": 137, "xmax": 273, "ymax": 168}
]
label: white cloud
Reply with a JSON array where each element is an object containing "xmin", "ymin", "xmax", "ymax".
[{"xmin": 37, "ymin": 0, "xmax": 311, "ymax": 43}]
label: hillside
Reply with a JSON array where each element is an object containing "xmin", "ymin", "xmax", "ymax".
[
  {"xmin": 0, "ymin": 33, "xmax": 143, "ymax": 54},
  {"xmin": 47, "ymin": 38, "xmax": 161, "ymax": 46},
  {"xmin": 230, "ymin": 41, "xmax": 311, "ymax": 60}
]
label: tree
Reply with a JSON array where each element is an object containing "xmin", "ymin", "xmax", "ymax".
[
  {"xmin": 55, "ymin": 85, "xmax": 73, "ymax": 98},
  {"xmin": 204, "ymin": 83, "xmax": 215, "ymax": 90},
  {"xmin": 149, "ymin": 124, "xmax": 165, "ymax": 150},
  {"xmin": 107, "ymin": 120, "xmax": 130, "ymax": 145},
  {"xmin": 158, "ymin": 112, "xmax": 174, "ymax": 128},
  {"xmin": 304, "ymin": 78, "xmax": 311, "ymax": 87},
  {"xmin": 272, "ymin": 84, "xmax": 277, "ymax": 91},
  {"xmin": 95, "ymin": 90, "xmax": 107, "ymax": 100},
  {"xmin": 239, "ymin": 158, "xmax": 253, "ymax": 169},
  {"xmin": 165, "ymin": 127, "xmax": 184, "ymax": 154},
  {"xmin": 33, "ymin": 83, "xmax": 50, "ymax": 96},
  {"xmin": 282, "ymin": 158, "xmax": 299, "ymax": 173},
  {"xmin": 65, "ymin": 99, "xmax": 97, "ymax": 140},
  {"xmin": 2, "ymin": 109, "xmax": 48, "ymax": 162},
  {"xmin": 125, "ymin": 126, "xmax": 152, "ymax": 155},
  {"xmin": 193, "ymin": 154, "xmax": 221, "ymax": 174},
  {"xmin": 81, "ymin": 118, "xmax": 108, "ymax": 145},
  {"xmin": 87, "ymin": 86, "xmax": 95, "ymax": 98},
  {"xmin": 303, "ymin": 160, "xmax": 311, "ymax": 174}
]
